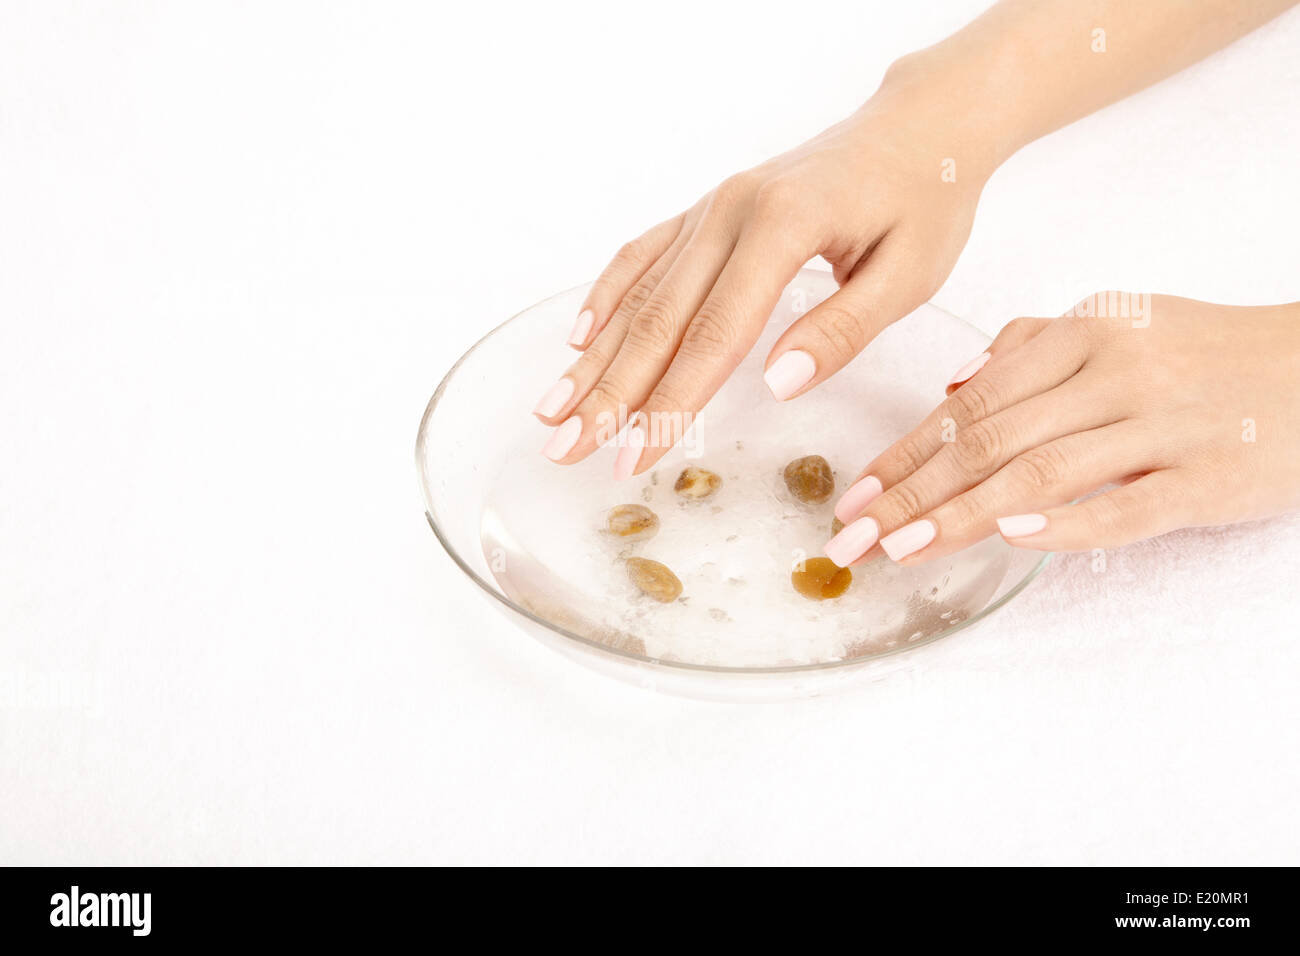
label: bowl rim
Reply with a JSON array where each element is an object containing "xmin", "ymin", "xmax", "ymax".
[{"xmin": 415, "ymin": 272, "xmax": 1051, "ymax": 677}]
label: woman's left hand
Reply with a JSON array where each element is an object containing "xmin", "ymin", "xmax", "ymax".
[{"xmin": 825, "ymin": 293, "xmax": 1300, "ymax": 566}]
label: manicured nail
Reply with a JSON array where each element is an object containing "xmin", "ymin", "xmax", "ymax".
[
  {"xmin": 542, "ymin": 416, "xmax": 582, "ymax": 461},
  {"xmin": 613, "ymin": 424, "xmax": 646, "ymax": 481},
  {"xmin": 568, "ymin": 309, "xmax": 594, "ymax": 348},
  {"xmin": 834, "ymin": 475, "xmax": 883, "ymax": 523},
  {"xmin": 824, "ymin": 516, "xmax": 880, "ymax": 568},
  {"xmin": 996, "ymin": 513, "xmax": 1047, "ymax": 538},
  {"xmin": 945, "ymin": 351, "xmax": 990, "ymax": 394},
  {"xmin": 763, "ymin": 349, "xmax": 816, "ymax": 401},
  {"xmin": 533, "ymin": 376, "xmax": 575, "ymax": 418},
  {"xmin": 880, "ymin": 519, "xmax": 936, "ymax": 562}
]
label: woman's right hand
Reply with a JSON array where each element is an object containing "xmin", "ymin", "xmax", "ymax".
[
  {"xmin": 825, "ymin": 293, "xmax": 1300, "ymax": 566},
  {"xmin": 533, "ymin": 55, "xmax": 1008, "ymax": 479}
]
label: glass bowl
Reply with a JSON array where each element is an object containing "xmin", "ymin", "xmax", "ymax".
[{"xmin": 416, "ymin": 268, "xmax": 1049, "ymax": 699}]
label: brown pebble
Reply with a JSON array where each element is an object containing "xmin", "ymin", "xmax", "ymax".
[
  {"xmin": 626, "ymin": 557, "xmax": 683, "ymax": 603},
  {"xmin": 606, "ymin": 504, "xmax": 659, "ymax": 541},
  {"xmin": 791, "ymin": 557, "xmax": 853, "ymax": 600},
  {"xmin": 783, "ymin": 455, "xmax": 835, "ymax": 503},
  {"xmin": 674, "ymin": 466, "xmax": 722, "ymax": 500},
  {"xmin": 831, "ymin": 516, "xmax": 844, "ymax": 535}
]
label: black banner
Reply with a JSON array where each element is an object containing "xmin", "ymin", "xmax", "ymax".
[{"xmin": 0, "ymin": 867, "xmax": 1288, "ymax": 944}]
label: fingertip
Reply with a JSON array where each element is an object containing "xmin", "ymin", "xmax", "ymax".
[
  {"xmin": 834, "ymin": 475, "xmax": 883, "ymax": 523},
  {"xmin": 824, "ymin": 516, "xmax": 880, "ymax": 567},
  {"xmin": 879, "ymin": 519, "xmax": 936, "ymax": 563},
  {"xmin": 542, "ymin": 416, "xmax": 582, "ymax": 462},
  {"xmin": 995, "ymin": 513, "xmax": 1048, "ymax": 539},
  {"xmin": 944, "ymin": 351, "xmax": 991, "ymax": 395},
  {"xmin": 532, "ymin": 376, "xmax": 576, "ymax": 420},
  {"xmin": 567, "ymin": 309, "xmax": 595, "ymax": 349},
  {"xmin": 612, "ymin": 425, "xmax": 646, "ymax": 481},
  {"xmin": 763, "ymin": 349, "xmax": 817, "ymax": 401}
]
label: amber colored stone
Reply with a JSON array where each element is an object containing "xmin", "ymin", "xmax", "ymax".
[
  {"xmin": 791, "ymin": 556, "xmax": 852, "ymax": 600},
  {"xmin": 626, "ymin": 557, "xmax": 683, "ymax": 603},
  {"xmin": 783, "ymin": 455, "xmax": 834, "ymax": 503}
]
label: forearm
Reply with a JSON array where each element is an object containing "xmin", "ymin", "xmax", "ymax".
[{"xmin": 878, "ymin": 0, "xmax": 1298, "ymax": 172}]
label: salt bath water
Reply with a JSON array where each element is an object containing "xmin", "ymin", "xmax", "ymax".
[
  {"xmin": 416, "ymin": 270, "xmax": 1042, "ymax": 677},
  {"xmin": 482, "ymin": 408, "xmax": 1011, "ymax": 669}
]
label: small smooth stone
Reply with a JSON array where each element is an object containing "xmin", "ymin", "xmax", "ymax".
[
  {"xmin": 783, "ymin": 455, "xmax": 835, "ymax": 503},
  {"xmin": 606, "ymin": 504, "xmax": 659, "ymax": 541},
  {"xmin": 674, "ymin": 466, "xmax": 722, "ymax": 500},
  {"xmin": 626, "ymin": 557, "xmax": 683, "ymax": 603},
  {"xmin": 791, "ymin": 556, "xmax": 853, "ymax": 600}
]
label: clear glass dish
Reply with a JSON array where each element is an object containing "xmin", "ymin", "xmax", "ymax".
[{"xmin": 416, "ymin": 268, "xmax": 1049, "ymax": 699}]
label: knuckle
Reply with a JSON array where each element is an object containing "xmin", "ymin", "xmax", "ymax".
[
  {"xmin": 573, "ymin": 339, "xmax": 615, "ymax": 376},
  {"xmin": 586, "ymin": 378, "xmax": 624, "ymax": 409},
  {"xmin": 626, "ymin": 300, "xmax": 679, "ymax": 354},
  {"xmin": 1013, "ymin": 443, "xmax": 1070, "ymax": 492},
  {"xmin": 680, "ymin": 309, "xmax": 739, "ymax": 361},
  {"xmin": 714, "ymin": 172, "xmax": 759, "ymax": 207},
  {"xmin": 1056, "ymin": 316, "xmax": 1100, "ymax": 362},
  {"xmin": 607, "ymin": 277, "xmax": 658, "ymax": 326},
  {"xmin": 938, "ymin": 491, "xmax": 985, "ymax": 533},
  {"xmin": 952, "ymin": 419, "xmax": 1006, "ymax": 473},
  {"xmin": 890, "ymin": 435, "xmax": 931, "ymax": 476},
  {"xmin": 945, "ymin": 376, "xmax": 999, "ymax": 425},
  {"xmin": 882, "ymin": 481, "xmax": 926, "ymax": 525},
  {"xmin": 646, "ymin": 378, "xmax": 689, "ymax": 416},
  {"xmin": 807, "ymin": 303, "xmax": 865, "ymax": 361},
  {"xmin": 1000, "ymin": 315, "xmax": 1042, "ymax": 341},
  {"xmin": 752, "ymin": 177, "xmax": 799, "ymax": 219},
  {"xmin": 613, "ymin": 237, "xmax": 650, "ymax": 269},
  {"xmin": 617, "ymin": 277, "xmax": 657, "ymax": 317},
  {"xmin": 1060, "ymin": 309, "xmax": 1097, "ymax": 340}
]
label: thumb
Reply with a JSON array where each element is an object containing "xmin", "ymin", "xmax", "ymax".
[{"xmin": 761, "ymin": 233, "xmax": 929, "ymax": 401}]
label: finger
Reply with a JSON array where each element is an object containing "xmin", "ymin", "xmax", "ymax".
[
  {"xmin": 761, "ymin": 231, "xmax": 921, "ymax": 401},
  {"xmin": 825, "ymin": 374, "xmax": 1123, "ymax": 565},
  {"xmin": 619, "ymin": 217, "xmax": 814, "ymax": 477},
  {"xmin": 533, "ymin": 223, "xmax": 692, "ymax": 424},
  {"xmin": 860, "ymin": 369, "xmax": 1123, "ymax": 528},
  {"xmin": 994, "ymin": 469, "xmax": 1194, "ymax": 552},
  {"xmin": 832, "ymin": 315, "xmax": 1091, "ymax": 522},
  {"xmin": 570, "ymin": 214, "xmax": 686, "ymax": 349},
  {"xmin": 874, "ymin": 420, "xmax": 1161, "ymax": 564},
  {"xmin": 945, "ymin": 316, "xmax": 1052, "ymax": 396},
  {"xmin": 543, "ymin": 200, "xmax": 742, "ymax": 463}
]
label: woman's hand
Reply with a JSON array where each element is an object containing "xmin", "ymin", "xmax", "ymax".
[
  {"xmin": 825, "ymin": 294, "xmax": 1300, "ymax": 566},
  {"xmin": 533, "ymin": 66, "xmax": 1003, "ymax": 478},
  {"xmin": 532, "ymin": 0, "xmax": 1299, "ymax": 480}
]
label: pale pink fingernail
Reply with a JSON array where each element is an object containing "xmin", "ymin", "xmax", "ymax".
[
  {"xmin": 824, "ymin": 516, "xmax": 880, "ymax": 568},
  {"xmin": 834, "ymin": 475, "xmax": 883, "ymax": 523},
  {"xmin": 996, "ymin": 513, "xmax": 1047, "ymax": 538},
  {"xmin": 613, "ymin": 424, "xmax": 646, "ymax": 481},
  {"xmin": 568, "ymin": 309, "xmax": 594, "ymax": 348},
  {"xmin": 763, "ymin": 349, "xmax": 816, "ymax": 401},
  {"xmin": 880, "ymin": 519, "xmax": 936, "ymax": 562},
  {"xmin": 533, "ymin": 376, "xmax": 575, "ymax": 418},
  {"xmin": 542, "ymin": 416, "xmax": 582, "ymax": 461},
  {"xmin": 945, "ymin": 351, "xmax": 990, "ymax": 393}
]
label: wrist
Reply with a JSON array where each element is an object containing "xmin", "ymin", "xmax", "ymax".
[{"xmin": 871, "ymin": 37, "xmax": 1034, "ymax": 183}]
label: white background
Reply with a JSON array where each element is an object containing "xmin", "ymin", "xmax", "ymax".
[{"xmin": 3, "ymin": 0, "xmax": 1299, "ymax": 864}]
